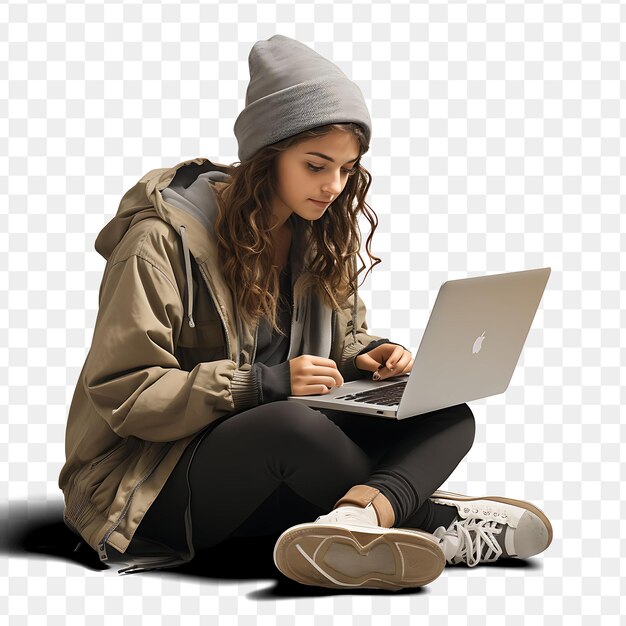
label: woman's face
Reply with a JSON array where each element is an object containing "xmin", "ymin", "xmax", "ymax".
[{"xmin": 270, "ymin": 130, "xmax": 361, "ymax": 229}]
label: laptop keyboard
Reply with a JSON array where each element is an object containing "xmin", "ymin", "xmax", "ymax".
[{"xmin": 335, "ymin": 380, "xmax": 408, "ymax": 406}]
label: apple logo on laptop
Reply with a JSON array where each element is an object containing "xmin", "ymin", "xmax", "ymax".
[{"xmin": 472, "ymin": 331, "xmax": 486, "ymax": 354}]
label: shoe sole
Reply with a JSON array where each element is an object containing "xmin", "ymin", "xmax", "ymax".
[
  {"xmin": 273, "ymin": 522, "xmax": 445, "ymax": 591},
  {"xmin": 431, "ymin": 490, "xmax": 554, "ymax": 548}
]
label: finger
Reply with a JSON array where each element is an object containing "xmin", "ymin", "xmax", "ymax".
[
  {"xmin": 384, "ymin": 346, "xmax": 406, "ymax": 371},
  {"xmin": 310, "ymin": 355, "xmax": 339, "ymax": 369},
  {"xmin": 315, "ymin": 357, "xmax": 344, "ymax": 387},
  {"xmin": 308, "ymin": 364, "xmax": 344, "ymax": 385},
  {"xmin": 302, "ymin": 383, "xmax": 334, "ymax": 396},
  {"xmin": 395, "ymin": 357, "xmax": 415, "ymax": 376},
  {"xmin": 312, "ymin": 384, "xmax": 332, "ymax": 395},
  {"xmin": 322, "ymin": 367, "xmax": 344, "ymax": 386},
  {"xmin": 384, "ymin": 349, "xmax": 408, "ymax": 372},
  {"xmin": 322, "ymin": 374, "xmax": 343, "ymax": 388},
  {"xmin": 382, "ymin": 352, "xmax": 413, "ymax": 378},
  {"xmin": 396, "ymin": 356, "xmax": 414, "ymax": 373}
]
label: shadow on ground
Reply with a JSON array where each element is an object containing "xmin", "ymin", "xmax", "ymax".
[{"xmin": 1, "ymin": 498, "xmax": 536, "ymax": 598}]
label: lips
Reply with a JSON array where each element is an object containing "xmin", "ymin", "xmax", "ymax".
[{"xmin": 309, "ymin": 198, "xmax": 331, "ymax": 207}]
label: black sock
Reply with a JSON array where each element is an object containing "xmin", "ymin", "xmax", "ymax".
[
  {"xmin": 425, "ymin": 502, "xmax": 458, "ymax": 534},
  {"xmin": 403, "ymin": 500, "xmax": 459, "ymax": 533}
]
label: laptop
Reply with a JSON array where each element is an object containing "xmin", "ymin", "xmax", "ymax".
[{"xmin": 287, "ymin": 267, "xmax": 551, "ymax": 419}]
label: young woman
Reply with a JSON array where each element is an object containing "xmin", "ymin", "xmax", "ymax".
[{"xmin": 58, "ymin": 35, "xmax": 552, "ymax": 591}]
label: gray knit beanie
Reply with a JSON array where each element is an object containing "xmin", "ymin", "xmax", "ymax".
[{"xmin": 234, "ymin": 34, "xmax": 372, "ymax": 163}]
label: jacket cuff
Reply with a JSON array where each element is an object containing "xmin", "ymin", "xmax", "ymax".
[
  {"xmin": 254, "ymin": 361, "xmax": 292, "ymax": 403},
  {"xmin": 231, "ymin": 366, "xmax": 262, "ymax": 412},
  {"xmin": 339, "ymin": 338, "xmax": 387, "ymax": 381},
  {"xmin": 348, "ymin": 338, "xmax": 390, "ymax": 379}
]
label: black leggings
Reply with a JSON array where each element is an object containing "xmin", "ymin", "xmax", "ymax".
[{"xmin": 133, "ymin": 401, "xmax": 476, "ymax": 552}]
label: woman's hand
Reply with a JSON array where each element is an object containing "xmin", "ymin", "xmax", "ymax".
[
  {"xmin": 289, "ymin": 354, "xmax": 344, "ymax": 396},
  {"xmin": 355, "ymin": 344, "xmax": 414, "ymax": 381}
]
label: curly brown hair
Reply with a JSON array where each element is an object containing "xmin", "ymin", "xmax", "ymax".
[{"xmin": 212, "ymin": 122, "xmax": 382, "ymax": 338}]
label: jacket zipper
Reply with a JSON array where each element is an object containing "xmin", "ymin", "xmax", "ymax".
[
  {"xmin": 289, "ymin": 283, "xmax": 299, "ymax": 360},
  {"xmin": 196, "ymin": 262, "xmax": 233, "ymax": 362},
  {"xmin": 97, "ymin": 443, "xmax": 172, "ymax": 562},
  {"xmin": 330, "ymin": 308, "xmax": 336, "ymax": 362},
  {"xmin": 251, "ymin": 318, "xmax": 259, "ymax": 364}
]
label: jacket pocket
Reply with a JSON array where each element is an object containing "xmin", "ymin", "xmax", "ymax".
[{"xmin": 178, "ymin": 314, "xmax": 226, "ymax": 349}]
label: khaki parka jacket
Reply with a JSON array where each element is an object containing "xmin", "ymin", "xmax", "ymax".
[{"xmin": 58, "ymin": 157, "xmax": 395, "ymax": 573}]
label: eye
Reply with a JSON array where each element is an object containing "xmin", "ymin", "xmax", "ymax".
[{"xmin": 307, "ymin": 163, "xmax": 358, "ymax": 176}]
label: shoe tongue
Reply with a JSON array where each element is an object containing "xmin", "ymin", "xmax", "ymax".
[
  {"xmin": 492, "ymin": 524, "xmax": 509, "ymax": 556},
  {"xmin": 475, "ymin": 520, "xmax": 510, "ymax": 559},
  {"xmin": 440, "ymin": 531, "xmax": 461, "ymax": 560}
]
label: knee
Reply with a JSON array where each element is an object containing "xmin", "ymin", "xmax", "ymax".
[
  {"xmin": 458, "ymin": 403, "xmax": 476, "ymax": 453},
  {"xmin": 256, "ymin": 400, "xmax": 331, "ymax": 441}
]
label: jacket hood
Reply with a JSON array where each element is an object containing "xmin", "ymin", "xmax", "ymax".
[{"xmin": 94, "ymin": 157, "xmax": 358, "ymax": 344}]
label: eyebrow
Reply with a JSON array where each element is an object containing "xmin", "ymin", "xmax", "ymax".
[{"xmin": 305, "ymin": 152, "xmax": 360, "ymax": 164}]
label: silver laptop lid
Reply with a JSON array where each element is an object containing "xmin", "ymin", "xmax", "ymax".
[{"xmin": 396, "ymin": 267, "xmax": 551, "ymax": 419}]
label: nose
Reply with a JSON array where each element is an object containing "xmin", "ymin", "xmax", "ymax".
[{"xmin": 321, "ymin": 170, "xmax": 344, "ymax": 196}]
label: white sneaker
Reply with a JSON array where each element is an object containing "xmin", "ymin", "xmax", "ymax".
[
  {"xmin": 429, "ymin": 490, "xmax": 553, "ymax": 567},
  {"xmin": 273, "ymin": 503, "xmax": 446, "ymax": 591}
]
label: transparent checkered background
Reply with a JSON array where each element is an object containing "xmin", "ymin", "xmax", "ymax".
[{"xmin": 1, "ymin": 0, "xmax": 624, "ymax": 623}]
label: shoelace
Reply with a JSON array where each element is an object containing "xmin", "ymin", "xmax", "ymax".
[{"xmin": 433, "ymin": 517, "xmax": 504, "ymax": 567}]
